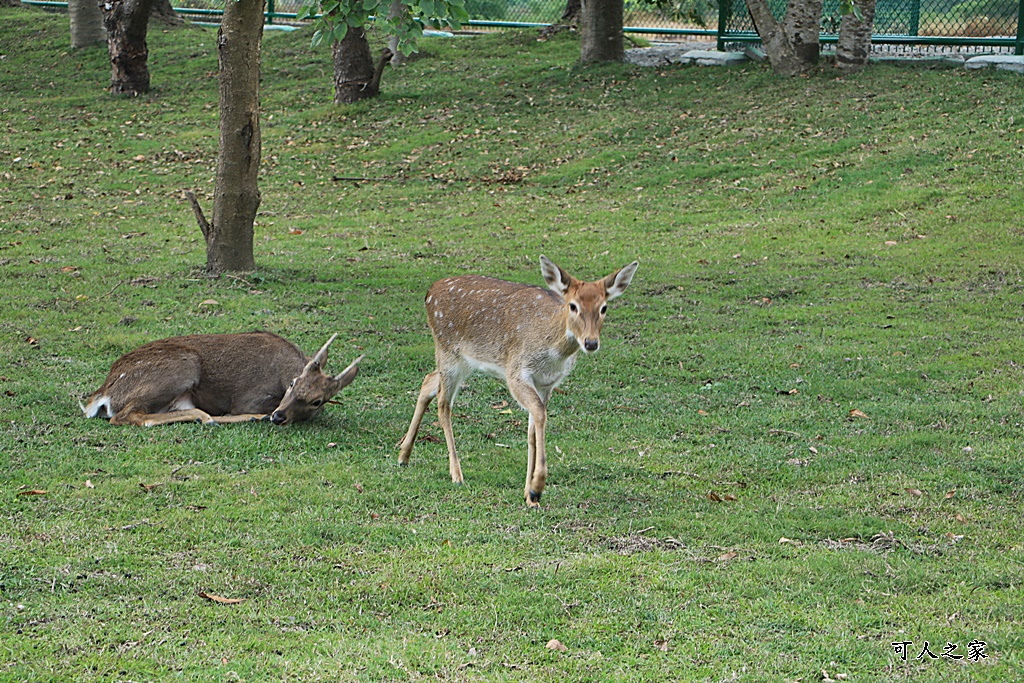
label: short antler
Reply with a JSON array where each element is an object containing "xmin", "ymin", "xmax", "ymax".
[{"xmin": 308, "ymin": 333, "xmax": 338, "ymax": 370}]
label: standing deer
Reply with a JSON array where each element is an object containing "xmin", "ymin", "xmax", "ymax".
[
  {"xmin": 398, "ymin": 255, "xmax": 639, "ymax": 507},
  {"xmin": 82, "ymin": 331, "xmax": 362, "ymax": 427}
]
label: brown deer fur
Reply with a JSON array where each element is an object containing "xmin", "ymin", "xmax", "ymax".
[
  {"xmin": 398, "ymin": 256, "xmax": 638, "ymax": 506},
  {"xmin": 82, "ymin": 331, "xmax": 361, "ymax": 427}
]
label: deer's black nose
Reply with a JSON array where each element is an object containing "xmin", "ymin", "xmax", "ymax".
[
  {"xmin": 270, "ymin": 411, "xmax": 287, "ymax": 425},
  {"xmin": 584, "ymin": 339, "xmax": 599, "ymax": 353}
]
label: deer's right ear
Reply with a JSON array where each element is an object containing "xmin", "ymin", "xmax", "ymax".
[{"xmin": 540, "ymin": 255, "xmax": 572, "ymax": 296}]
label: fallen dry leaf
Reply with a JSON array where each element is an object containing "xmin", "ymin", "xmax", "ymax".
[
  {"xmin": 138, "ymin": 482, "xmax": 162, "ymax": 492},
  {"xmin": 848, "ymin": 409, "xmax": 870, "ymax": 419},
  {"xmin": 716, "ymin": 551, "xmax": 738, "ymax": 562},
  {"xmin": 353, "ymin": 483, "xmax": 364, "ymax": 493},
  {"xmin": 17, "ymin": 489, "xmax": 47, "ymax": 496},
  {"xmin": 197, "ymin": 591, "xmax": 245, "ymax": 605},
  {"xmin": 85, "ymin": 480, "xmax": 94, "ymax": 489},
  {"xmin": 906, "ymin": 488, "xmax": 924, "ymax": 497},
  {"xmin": 884, "ymin": 240, "xmax": 898, "ymax": 246},
  {"xmin": 779, "ymin": 537, "xmax": 802, "ymax": 547},
  {"xmin": 198, "ymin": 299, "xmax": 219, "ymax": 307},
  {"xmin": 546, "ymin": 638, "xmax": 567, "ymax": 652},
  {"xmin": 654, "ymin": 639, "xmax": 669, "ymax": 652},
  {"xmin": 944, "ymin": 489, "xmax": 956, "ymax": 499},
  {"xmin": 955, "ymin": 513, "xmax": 967, "ymax": 523},
  {"xmin": 707, "ymin": 491, "xmax": 723, "ymax": 502},
  {"xmin": 289, "ymin": 229, "xmax": 303, "ymax": 235}
]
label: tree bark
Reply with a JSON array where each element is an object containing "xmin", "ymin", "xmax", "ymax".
[
  {"xmin": 836, "ymin": 0, "xmax": 876, "ymax": 72},
  {"xmin": 150, "ymin": 0, "xmax": 184, "ymax": 27},
  {"xmin": 561, "ymin": 0, "xmax": 582, "ymax": 23},
  {"xmin": 745, "ymin": 0, "xmax": 822, "ymax": 76},
  {"xmin": 386, "ymin": 0, "xmax": 408, "ymax": 65},
  {"xmin": 0, "ymin": 0, "xmax": 23, "ymax": 7},
  {"xmin": 580, "ymin": 0, "xmax": 623, "ymax": 63},
  {"xmin": 207, "ymin": 0, "xmax": 264, "ymax": 273},
  {"xmin": 101, "ymin": 0, "xmax": 154, "ymax": 95},
  {"xmin": 70, "ymin": 0, "xmax": 106, "ymax": 48},
  {"xmin": 332, "ymin": 27, "xmax": 391, "ymax": 103}
]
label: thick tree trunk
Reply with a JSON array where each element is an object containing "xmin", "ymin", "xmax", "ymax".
[
  {"xmin": 745, "ymin": 0, "xmax": 822, "ymax": 76},
  {"xmin": 101, "ymin": 0, "xmax": 154, "ymax": 95},
  {"xmin": 207, "ymin": 0, "xmax": 264, "ymax": 273},
  {"xmin": 0, "ymin": 0, "xmax": 23, "ymax": 7},
  {"xmin": 150, "ymin": 0, "xmax": 184, "ymax": 27},
  {"xmin": 580, "ymin": 0, "xmax": 623, "ymax": 63},
  {"xmin": 836, "ymin": 0, "xmax": 876, "ymax": 72},
  {"xmin": 386, "ymin": 0, "xmax": 408, "ymax": 65},
  {"xmin": 332, "ymin": 28, "xmax": 391, "ymax": 103},
  {"xmin": 70, "ymin": 0, "xmax": 106, "ymax": 48},
  {"xmin": 561, "ymin": 0, "xmax": 582, "ymax": 23}
]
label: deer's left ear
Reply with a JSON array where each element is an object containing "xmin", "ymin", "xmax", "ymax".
[
  {"xmin": 333, "ymin": 355, "xmax": 364, "ymax": 388},
  {"xmin": 604, "ymin": 261, "xmax": 638, "ymax": 300}
]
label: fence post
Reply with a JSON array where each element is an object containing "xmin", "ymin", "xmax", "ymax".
[
  {"xmin": 267, "ymin": 0, "xmax": 275, "ymax": 24},
  {"xmin": 717, "ymin": 0, "xmax": 732, "ymax": 51},
  {"xmin": 1017, "ymin": 0, "xmax": 1023, "ymax": 55},
  {"xmin": 909, "ymin": 0, "xmax": 920, "ymax": 36}
]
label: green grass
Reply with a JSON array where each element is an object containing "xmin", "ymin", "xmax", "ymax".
[{"xmin": 2, "ymin": 7, "xmax": 1024, "ymax": 681}]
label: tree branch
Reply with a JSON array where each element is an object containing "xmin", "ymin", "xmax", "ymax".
[{"xmin": 185, "ymin": 190, "xmax": 212, "ymax": 242}]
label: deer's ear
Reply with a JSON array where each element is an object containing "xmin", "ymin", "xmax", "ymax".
[
  {"xmin": 604, "ymin": 261, "xmax": 638, "ymax": 301},
  {"xmin": 540, "ymin": 255, "xmax": 573, "ymax": 296},
  {"xmin": 333, "ymin": 355, "xmax": 364, "ymax": 389}
]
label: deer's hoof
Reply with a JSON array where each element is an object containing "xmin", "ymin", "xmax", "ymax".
[{"xmin": 527, "ymin": 490, "xmax": 542, "ymax": 507}]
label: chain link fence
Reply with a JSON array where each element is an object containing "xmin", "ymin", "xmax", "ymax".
[
  {"xmin": 27, "ymin": 0, "xmax": 1023, "ymax": 53},
  {"xmin": 718, "ymin": 0, "xmax": 1022, "ymax": 53}
]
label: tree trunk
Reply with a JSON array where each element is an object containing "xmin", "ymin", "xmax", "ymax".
[
  {"xmin": 745, "ymin": 0, "xmax": 822, "ymax": 76},
  {"xmin": 150, "ymin": 0, "xmax": 184, "ymax": 27},
  {"xmin": 386, "ymin": 0, "xmax": 408, "ymax": 65},
  {"xmin": 101, "ymin": 0, "xmax": 154, "ymax": 95},
  {"xmin": 70, "ymin": 0, "xmax": 106, "ymax": 48},
  {"xmin": 561, "ymin": 0, "xmax": 582, "ymax": 23},
  {"xmin": 332, "ymin": 27, "xmax": 391, "ymax": 103},
  {"xmin": 0, "ymin": 0, "xmax": 23, "ymax": 7},
  {"xmin": 207, "ymin": 0, "xmax": 264, "ymax": 273},
  {"xmin": 836, "ymin": 0, "xmax": 876, "ymax": 72},
  {"xmin": 580, "ymin": 0, "xmax": 623, "ymax": 63}
]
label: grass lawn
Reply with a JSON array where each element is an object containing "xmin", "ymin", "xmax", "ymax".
[{"xmin": 2, "ymin": 7, "xmax": 1023, "ymax": 681}]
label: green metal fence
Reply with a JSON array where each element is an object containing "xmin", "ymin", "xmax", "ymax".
[
  {"xmin": 22, "ymin": 0, "xmax": 1024, "ymax": 54},
  {"xmin": 718, "ymin": 0, "xmax": 1023, "ymax": 54}
]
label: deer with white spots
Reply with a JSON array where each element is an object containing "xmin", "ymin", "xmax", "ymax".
[
  {"xmin": 398, "ymin": 255, "xmax": 639, "ymax": 507},
  {"xmin": 82, "ymin": 331, "xmax": 362, "ymax": 427}
]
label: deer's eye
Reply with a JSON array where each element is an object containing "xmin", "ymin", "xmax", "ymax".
[
  {"xmin": 311, "ymin": 399, "xmax": 323, "ymax": 408},
  {"xmin": 600, "ymin": 304, "xmax": 608, "ymax": 315},
  {"xmin": 569, "ymin": 302, "xmax": 579, "ymax": 314}
]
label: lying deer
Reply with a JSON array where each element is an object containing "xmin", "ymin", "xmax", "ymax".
[
  {"xmin": 82, "ymin": 331, "xmax": 362, "ymax": 427},
  {"xmin": 398, "ymin": 255, "xmax": 639, "ymax": 507}
]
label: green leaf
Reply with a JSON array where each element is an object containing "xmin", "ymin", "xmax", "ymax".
[
  {"xmin": 332, "ymin": 21, "xmax": 349, "ymax": 43},
  {"xmin": 311, "ymin": 28, "xmax": 324, "ymax": 47}
]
